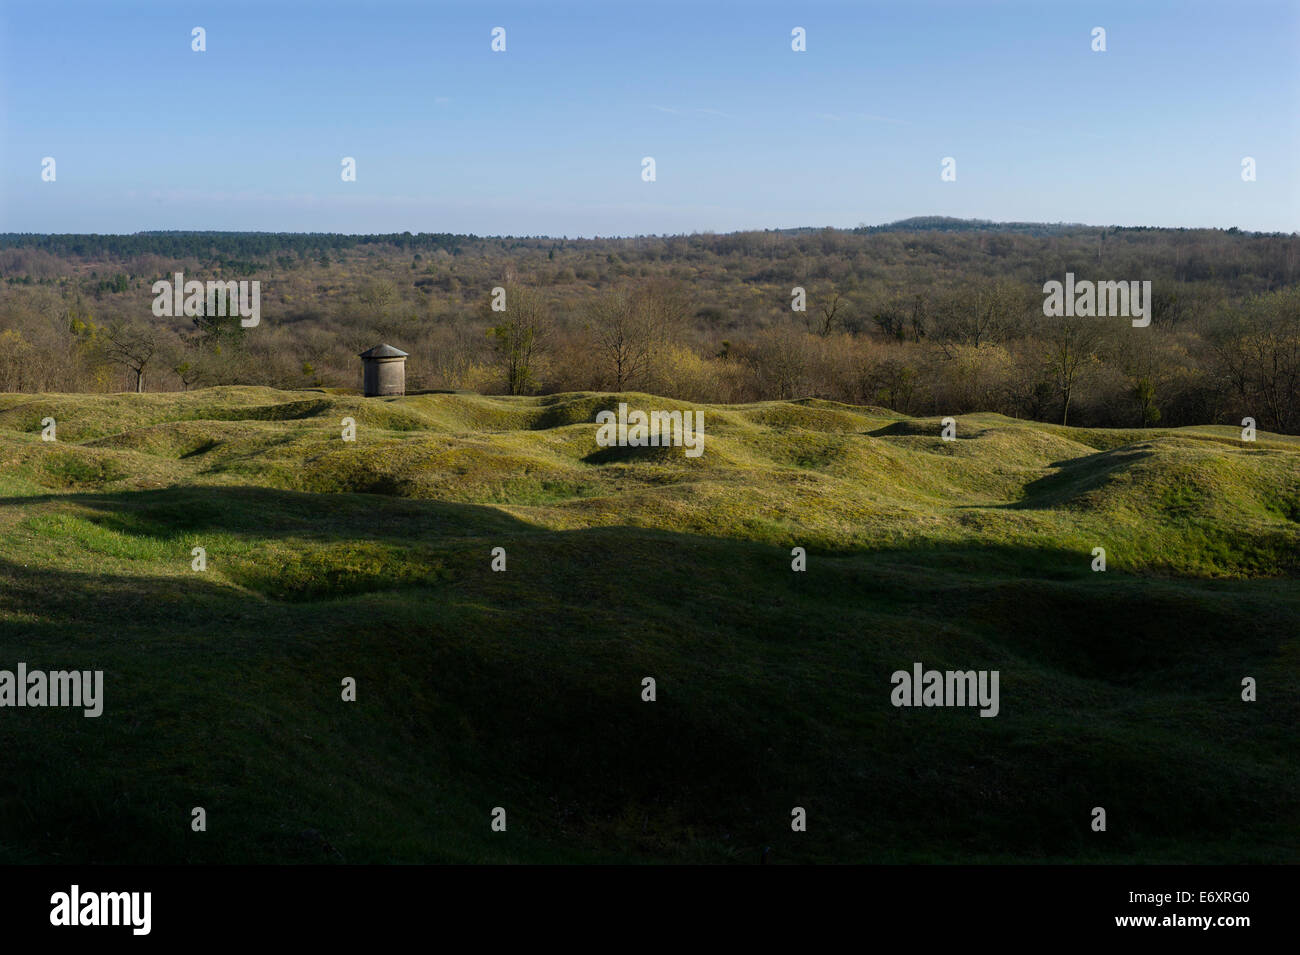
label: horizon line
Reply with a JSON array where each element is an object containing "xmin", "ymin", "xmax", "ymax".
[{"xmin": 2, "ymin": 217, "xmax": 1297, "ymax": 241}]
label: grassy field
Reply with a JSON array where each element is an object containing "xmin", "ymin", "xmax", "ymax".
[{"xmin": 0, "ymin": 386, "xmax": 1296, "ymax": 863}]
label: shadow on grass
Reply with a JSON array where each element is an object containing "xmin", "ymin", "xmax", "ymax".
[
  {"xmin": 2, "ymin": 485, "xmax": 1296, "ymax": 692},
  {"xmin": 1008, "ymin": 446, "xmax": 1154, "ymax": 511},
  {"xmin": 1, "ymin": 484, "xmax": 1297, "ymax": 863},
  {"xmin": 0, "ymin": 485, "xmax": 534, "ymax": 542}
]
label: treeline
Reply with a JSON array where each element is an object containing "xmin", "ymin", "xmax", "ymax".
[{"xmin": 0, "ymin": 223, "xmax": 1297, "ymax": 432}]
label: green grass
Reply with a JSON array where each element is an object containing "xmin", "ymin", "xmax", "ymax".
[{"xmin": 0, "ymin": 386, "xmax": 1297, "ymax": 863}]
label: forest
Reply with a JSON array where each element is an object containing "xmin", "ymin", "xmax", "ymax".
[{"xmin": 1, "ymin": 218, "xmax": 1297, "ymax": 432}]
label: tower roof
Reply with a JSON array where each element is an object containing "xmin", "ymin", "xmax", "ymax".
[{"xmin": 359, "ymin": 343, "xmax": 408, "ymax": 359}]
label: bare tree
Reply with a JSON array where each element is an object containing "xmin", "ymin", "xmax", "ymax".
[
  {"xmin": 1210, "ymin": 289, "xmax": 1300, "ymax": 431},
  {"xmin": 815, "ymin": 289, "xmax": 845, "ymax": 336},
  {"xmin": 488, "ymin": 285, "xmax": 552, "ymax": 395},
  {"xmin": 588, "ymin": 289, "xmax": 648, "ymax": 389},
  {"xmin": 636, "ymin": 279, "xmax": 691, "ymax": 340},
  {"xmin": 359, "ymin": 278, "xmax": 398, "ymax": 317},
  {"xmin": 748, "ymin": 326, "xmax": 815, "ymax": 399},
  {"xmin": 0, "ymin": 329, "xmax": 34, "ymax": 391},
  {"xmin": 587, "ymin": 280, "xmax": 690, "ymax": 390},
  {"xmin": 102, "ymin": 319, "xmax": 160, "ymax": 393},
  {"xmin": 931, "ymin": 280, "xmax": 1022, "ymax": 355},
  {"xmin": 1043, "ymin": 316, "xmax": 1100, "ymax": 425}
]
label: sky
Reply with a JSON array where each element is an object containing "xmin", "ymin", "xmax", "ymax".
[{"xmin": 1, "ymin": 0, "xmax": 1297, "ymax": 236}]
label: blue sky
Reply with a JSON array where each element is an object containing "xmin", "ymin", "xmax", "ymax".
[{"xmin": 1, "ymin": 0, "xmax": 1296, "ymax": 235}]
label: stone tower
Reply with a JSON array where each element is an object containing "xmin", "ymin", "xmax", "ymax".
[{"xmin": 359, "ymin": 344, "xmax": 407, "ymax": 397}]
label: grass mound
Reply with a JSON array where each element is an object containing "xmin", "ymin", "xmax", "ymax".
[{"xmin": 0, "ymin": 387, "xmax": 1296, "ymax": 864}]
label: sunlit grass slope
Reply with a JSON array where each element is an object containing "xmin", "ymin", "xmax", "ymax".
[{"xmin": 0, "ymin": 387, "xmax": 1296, "ymax": 863}]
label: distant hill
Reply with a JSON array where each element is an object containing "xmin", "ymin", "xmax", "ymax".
[
  {"xmin": 858, "ymin": 216, "xmax": 1093, "ymax": 236},
  {"xmin": 0, "ymin": 219, "xmax": 1285, "ymax": 257}
]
